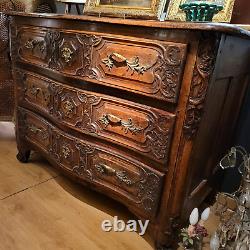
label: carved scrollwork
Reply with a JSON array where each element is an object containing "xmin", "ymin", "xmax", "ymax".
[
  {"xmin": 61, "ymin": 99, "xmax": 75, "ymax": 118},
  {"xmin": 145, "ymin": 113, "xmax": 174, "ymax": 161},
  {"xmin": 155, "ymin": 45, "xmax": 186, "ymax": 102},
  {"xmin": 72, "ymin": 143, "xmax": 96, "ymax": 180},
  {"xmin": 75, "ymin": 92, "xmax": 101, "ymax": 133},
  {"xmin": 137, "ymin": 169, "xmax": 161, "ymax": 212},
  {"xmin": 45, "ymin": 30, "xmax": 61, "ymax": 70},
  {"xmin": 116, "ymin": 171, "xmax": 135, "ymax": 186},
  {"xmin": 166, "ymin": 46, "xmax": 182, "ymax": 65},
  {"xmin": 76, "ymin": 34, "xmax": 103, "ymax": 79},
  {"xmin": 183, "ymin": 35, "xmax": 219, "ymax": 139}
]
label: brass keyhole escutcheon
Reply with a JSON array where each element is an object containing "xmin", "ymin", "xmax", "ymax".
[{"xmin": 61, "ymin": 47, "xmax": 73, "ymax": 63}]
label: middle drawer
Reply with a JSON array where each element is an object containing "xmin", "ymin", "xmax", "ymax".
[{"xmin": 17, "ymin": 70, "xmax": 176, "ymax": 165}]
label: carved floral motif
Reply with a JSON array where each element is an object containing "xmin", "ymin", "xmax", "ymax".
[
  {"xmin": 184, "ymin": 36, "xmax": 219, "ymax": 139},
  {"xmin": 115, "ymin": 170, "xmax": 135, "ymax": 186},
  {"xmin": 137, "ymin": 170, "xmax": 161, "ymax": 212},
  {"xmin": 145, "ymin": 113, "xmax": 174, "ymax": 161},
  {"xmin": 155, "ymin": 45, "xmax": 186, "ymax": 102}
]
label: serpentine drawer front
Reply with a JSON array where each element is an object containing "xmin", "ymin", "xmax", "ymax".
[
  {"xmin": 17, "ymin": 70, "xmax": 176, "ymax": 165},
  {"xmin": 17, "ymin": 26, "xmax": 187, "ymax": 103},
  {"xmin": 18, "ymin": 107, "xmax": 164, "ymax": 216}
]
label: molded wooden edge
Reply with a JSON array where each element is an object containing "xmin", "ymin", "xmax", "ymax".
[{"xmin": 5, "ymin": 11, "xmax": 250, "ymax": 39}]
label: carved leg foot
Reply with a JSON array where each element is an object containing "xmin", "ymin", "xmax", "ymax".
[{"xmin": 16, "ymin": 150, "xmax": 30, "ymax": 163}]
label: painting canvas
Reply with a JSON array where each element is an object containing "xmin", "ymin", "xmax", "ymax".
[
  {"xmin": 84, "ymin": 0, "xmax": 167, "ymax": 19},
  {"xmin": 99, "ymin": 0, "xmax": 152, "ymax": 8}
]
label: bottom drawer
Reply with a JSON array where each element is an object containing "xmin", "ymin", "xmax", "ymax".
[{"xmin": 17, "ymin": 107, "xmax": 164, "ymax": 216}]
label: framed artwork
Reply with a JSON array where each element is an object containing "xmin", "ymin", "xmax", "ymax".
[
  {"xmin": 166, "ymin": 0, "xmax": 236, "ymax": 23},
  {"xmin": 84, "ymin": 0, "xmax": 168, "ymax": 20}
]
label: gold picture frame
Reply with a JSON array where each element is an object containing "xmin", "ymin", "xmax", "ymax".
[
  {"xmin": 84, "ymin": 0, "xmax": 168, "ymax": 20},
  {"xmin": 166, "ymin": 0, "xmax": 236, "ymax": 22}
]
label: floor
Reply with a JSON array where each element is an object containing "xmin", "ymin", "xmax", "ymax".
[{"xmin": 0, "ymin": 122, "xmax": 219, "ymax": 250}]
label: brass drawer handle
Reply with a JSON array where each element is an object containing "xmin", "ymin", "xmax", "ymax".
[
  {"xmin": 95, "ymin": 163, "xmax": 135, "ymax": 186},
  {"xmin": 28, "ymin": 124, "xmax": 42, "ymax": 134},
  {"xmin": 102, "ymin": 52, "xmax": 149, "ymax": 75},
  {"xmin": 24, "ymin": 39, "xmax": 45, "ymax": 52},
  {"xmin": 27, "ymin": 124, "xmax": 48, "ymax": 140},
  {"xmin": 109, "ymin": 53, "xmax": 127, "ymax": 63},
  {"xmin": 30, "ymin": 86, "xmax": 42, "ymax": 97},
  {"xmin": 101, "ymin": 114, "xmax": 121, "ymax": 125},
  {"xmin": 99, "ymin": 114, "xmax": 143, "ymax": 135},
  {"xmin": 95, "ymin": 163, "xmax": 116, "ymax": 175},
  {"xmin": 61, "ymin": 47, "xmax": 73, "ymax": 63},
  {"xmin": 24, "ymin": 39, "xmax": 39, "ymax": 49},
  {"xmin": 26, "ymin": 83, "xmax": 50, "ymax": 104}
]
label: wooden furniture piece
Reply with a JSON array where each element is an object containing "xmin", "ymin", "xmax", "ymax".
[
  {"xmin": 8, "ymin": 12, "xmax": 250, "ymax": 249},
  {"xmin": 57, "ymin": 0, "xmax": 85, "ymax": 14},
  {"xmin": 0, "ymin": 0, "xmax": 56, "ymax": 120}
]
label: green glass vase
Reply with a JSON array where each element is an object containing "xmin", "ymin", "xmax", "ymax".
[{"xmin": 180, "ymin": 1, "xmax": 223, "ymax": 22}]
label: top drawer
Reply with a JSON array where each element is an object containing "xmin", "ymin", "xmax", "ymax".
[{"xmin": 16, "ymin": 26, "xmax": 187, "ymax": 103}]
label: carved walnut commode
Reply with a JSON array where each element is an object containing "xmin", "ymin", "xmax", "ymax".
[{"xmin": 8, "ymin": 12, "xmax": 250, "ymax": 249}]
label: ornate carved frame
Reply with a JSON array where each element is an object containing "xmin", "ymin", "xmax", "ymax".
[
  {"xmin": 84, "ymin": 0, "xmax": 167, "ymax": 20},
  {"xmin": 166, "ymin": 0, "xmax": 236, "ymax": 22}
]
